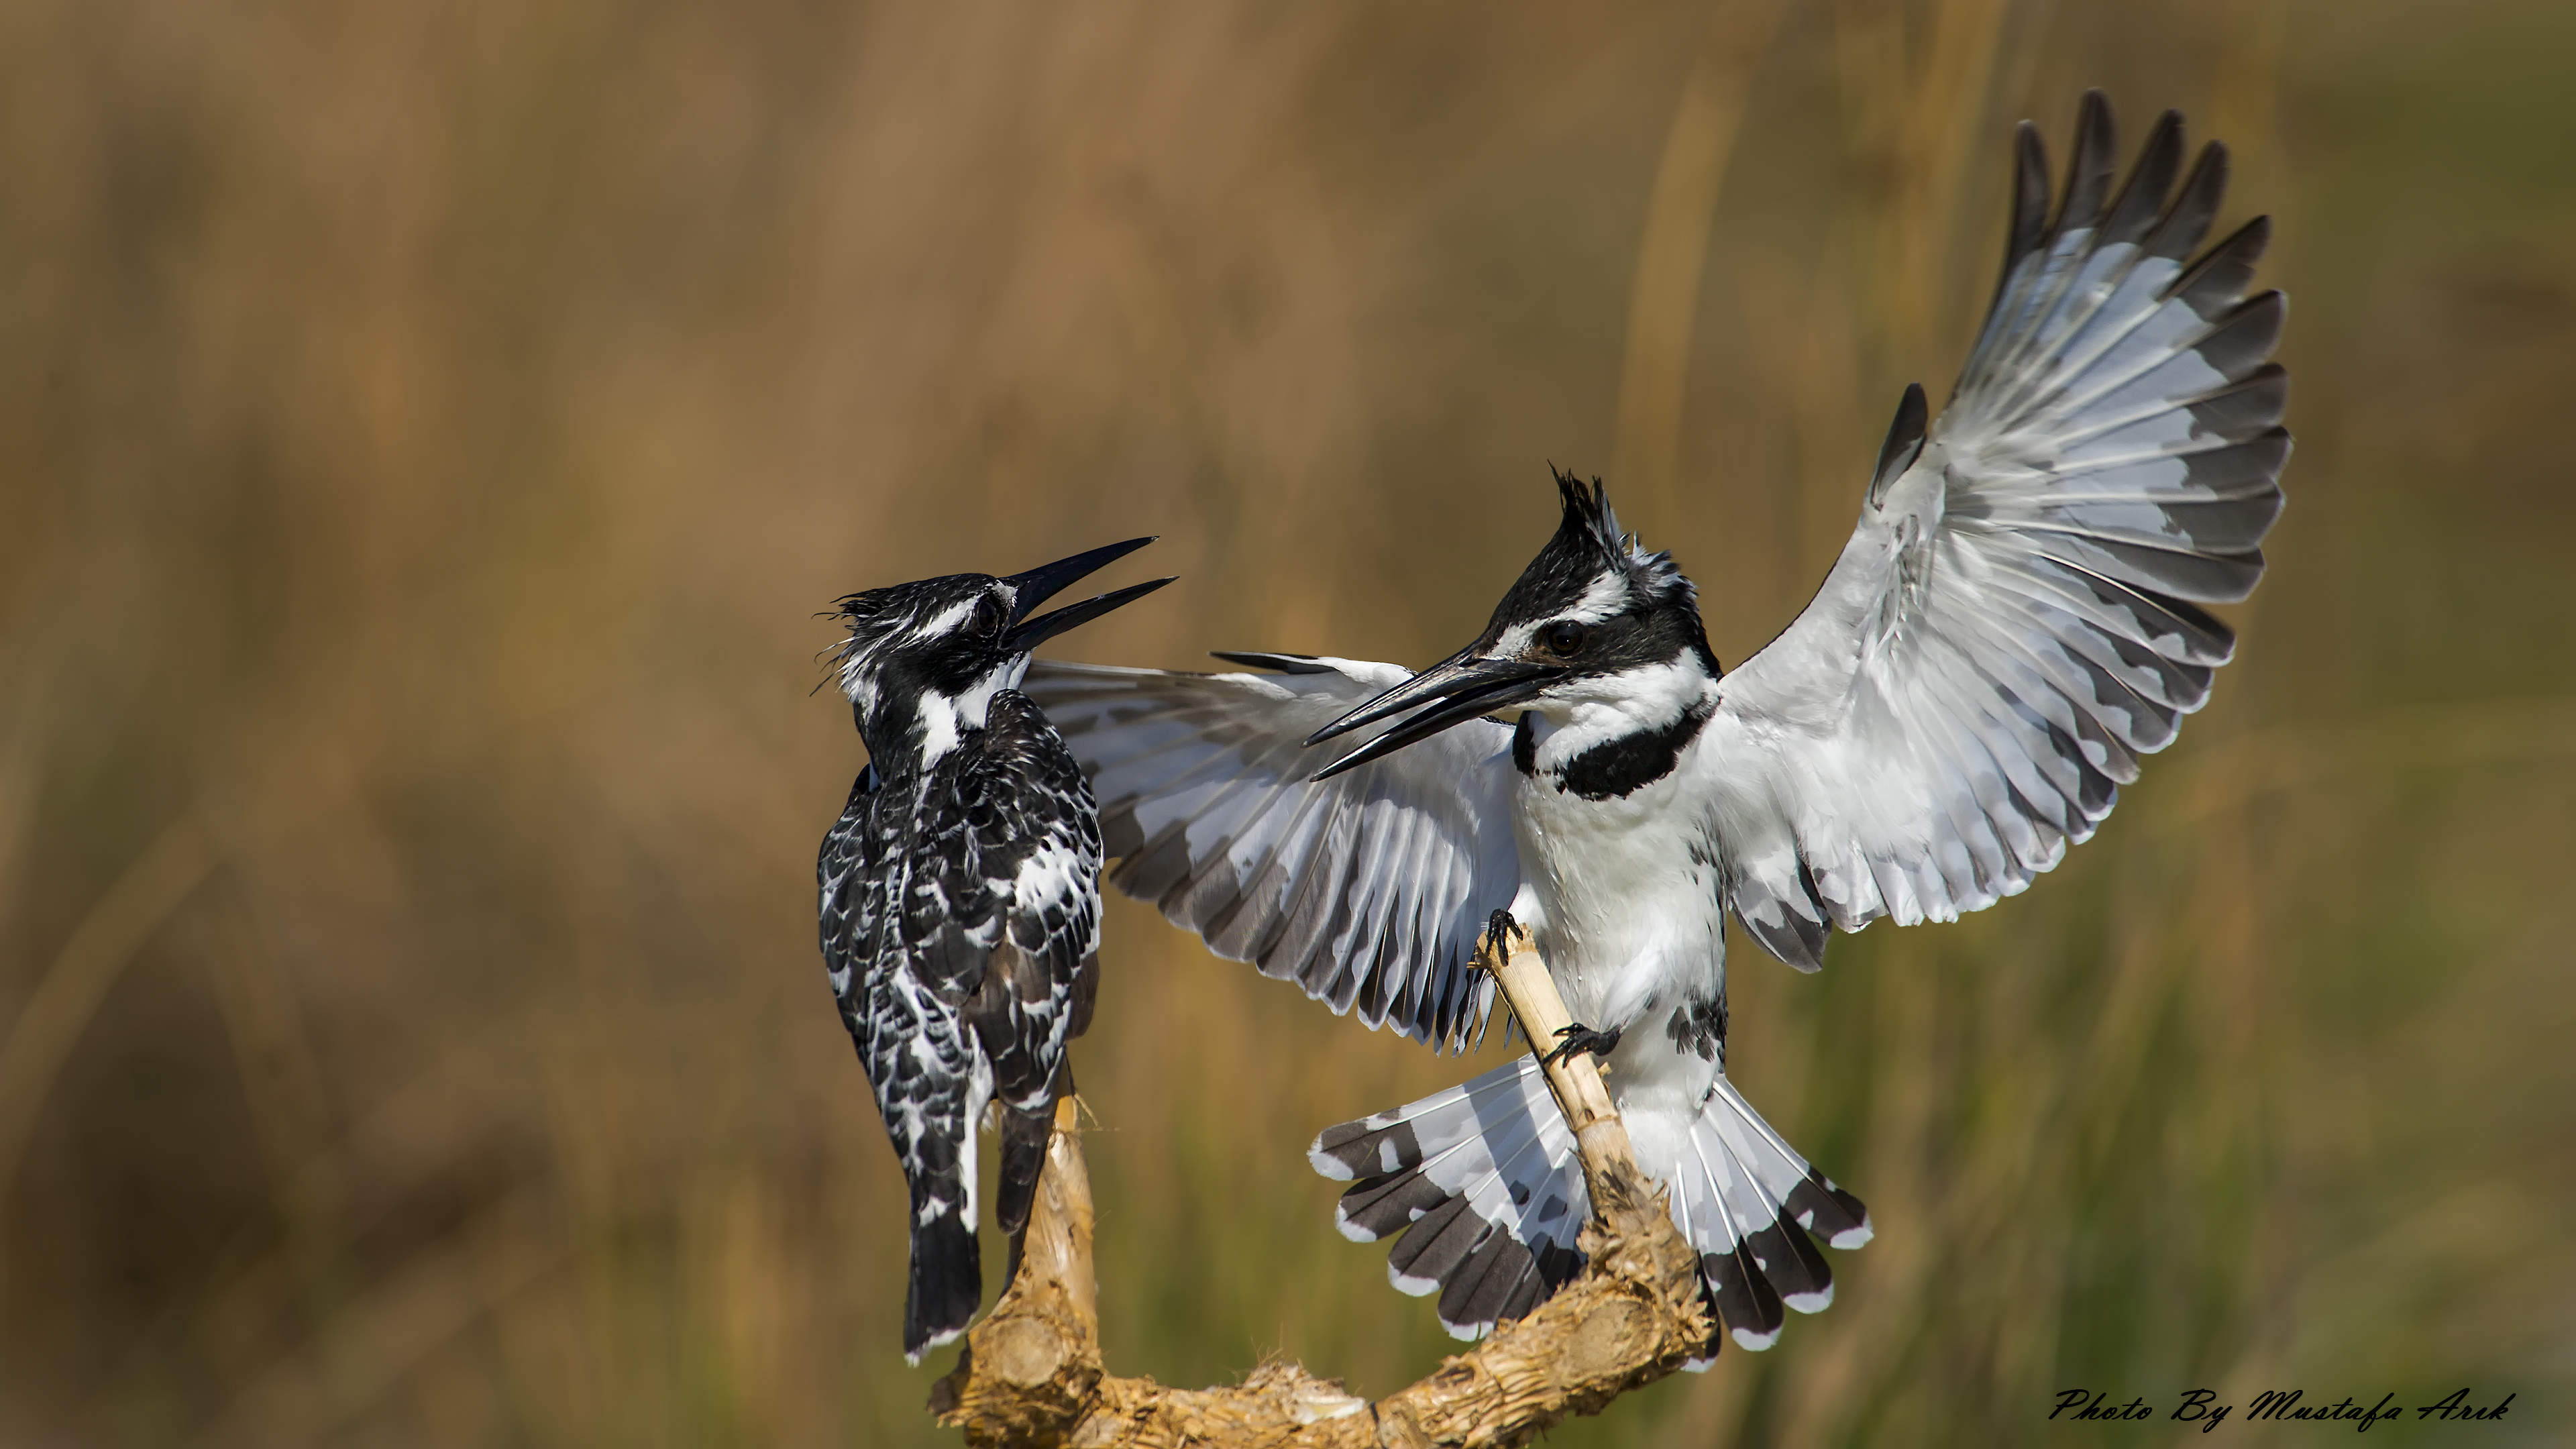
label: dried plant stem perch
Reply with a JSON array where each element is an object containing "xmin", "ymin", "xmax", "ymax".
[{"xmin": 930, "ymin": 926, "xmax": 1709, "ymax": 1448}]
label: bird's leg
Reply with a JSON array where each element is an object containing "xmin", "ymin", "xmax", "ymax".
[
  {"xmin": 1481, "ymin": 910, "xmax": 1620, "ymax": 1066},
  {"xmin": 1478, "ymin": 907, "xmax": 1523, "ymax": 970},
  {"xmin": 1542, "ymin": 1022, "xmax": 1623, "ymax": 1067}
]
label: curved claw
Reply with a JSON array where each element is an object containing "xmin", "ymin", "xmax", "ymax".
[
  {"xmin": 1541, "ymin": 1022, "xmax": 1623, "ymax": 1067},
  {"xmin": 1481, "ymin": 907, "xmax": 1523, "ymax": 967}
]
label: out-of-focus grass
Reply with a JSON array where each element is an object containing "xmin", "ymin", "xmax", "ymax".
[{"xmin": 3, "ymin": 1, "xmax": 2572, "ymax": 1445}]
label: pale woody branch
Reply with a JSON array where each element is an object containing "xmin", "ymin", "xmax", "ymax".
[{"xmin": 931, "ymin": 925, "xmax": 1709, "ymax": 1448}]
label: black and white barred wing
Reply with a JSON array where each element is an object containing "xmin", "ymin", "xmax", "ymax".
[
  {"xmin": 1708, "ymin": 93, "xmax": 2288, "ymax": 966},
  {"xmin": 949, "ymin": 692, "xmax": 1104, "ymax": 1122},
  {"xmin": 1022, "ymin": 655, "xmax": 1519, "ymax": 1050},
  {"xmin": 818, "ymin": 761, "xmax": 886, "ymax": 1008},
  {"xmin": 818, "ymin": 762, "xmax": 987, "ymax": 1359},
  {"xmin": 818, "ymin": 762, "xmax": 971, "ymax": 1156}
]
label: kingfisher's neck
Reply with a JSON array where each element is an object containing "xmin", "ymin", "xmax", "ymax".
[
  {"xmin": 857, "ymin": 683, "xmax": 1004, "ymax": 777},
  {"xmin": 852, "ymin": 655, "xmax": 1029, "ymax": 774},
  {"xmin": 855, "ymin": 716, "xmax": 932, "ymax": 786},
  {"xmin": 1513, "ymin": 663, "xmax": 1718, "ymax": 802}
]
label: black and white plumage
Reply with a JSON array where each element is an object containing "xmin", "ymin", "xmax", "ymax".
[
  {"xmin": 820, "ymin": 538, "xmax": 1170, "ymax": 1362},
  {"xmin": 1023, "ymin": 95, "xmax": 2287, "ymax": 1362}
]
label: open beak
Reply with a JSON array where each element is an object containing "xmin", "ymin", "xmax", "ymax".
[
  {"xmin": 1003, "ymin": 537, "xmax": 1175, "ymax": 653},
  {"xmin": 1306, "ymin": 647, "xmax": 1563, "ymax": 780}
]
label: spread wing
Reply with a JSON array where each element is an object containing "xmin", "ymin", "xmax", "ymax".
[
  {"xmin": 1709, "ymin": 93, "xmax": 2289, "ymax": 968},
  {"xmin": 1022, "ymin": 653, "xmax": 1519, "ymax": 1050}
]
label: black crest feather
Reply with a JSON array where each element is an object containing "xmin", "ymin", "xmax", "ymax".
[{"xmin": 1546, "ymin": 468, "xmax": 1691, "ymax": 610}]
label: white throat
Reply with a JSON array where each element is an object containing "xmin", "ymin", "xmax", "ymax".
[
  {"xmin": 915, "ymin": 656, "xmax": 1028, "ymax": 767},
  {"xmin": 1525, "ymin": 657, "xmax": 1716, "ymax": 773}
]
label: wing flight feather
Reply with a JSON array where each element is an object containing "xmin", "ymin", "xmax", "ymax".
[
  {"xmin": 1711, "ymin": 91, "xmax": 2289, "ymax": 961},
  {"xmin": 1023, "ymin": 655, "xmax": 1521, "ymax": 1049}
]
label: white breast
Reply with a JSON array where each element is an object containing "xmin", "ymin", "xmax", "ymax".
[{"xmin": 1508, "ymin": 743, "xmax": 1727, "ymax": 1033}]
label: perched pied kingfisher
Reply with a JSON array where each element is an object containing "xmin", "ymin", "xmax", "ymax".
[
  {"xmin": 1024, "ymin": 94, "xmax": 2288, "ymax": 1362},
  {"xmin": 819, "ymin": 538, "xmax": 1171, "ymax": 1362}
]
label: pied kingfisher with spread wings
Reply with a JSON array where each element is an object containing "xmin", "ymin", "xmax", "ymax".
[
  {"xmin": 820, "ymin": 538, "xmax": 1171, "ymax": 1362},
  {"xmin": 1023, "ymin": 94, "xmax": 2288, "ymax": 1362}
]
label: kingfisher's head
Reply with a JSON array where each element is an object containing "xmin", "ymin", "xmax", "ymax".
[
  {"xmin": 1309, "ymin": 472, "xmax": 1716, "ymax": 777},
  {"xmin": 832, "ymin": 537, "xmax": 1170, "ymax": 767}
]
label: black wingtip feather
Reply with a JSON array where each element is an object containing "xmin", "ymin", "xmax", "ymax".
[
  {"xmin": 1356, "ymin": 936, "xmax": 1398, "ymax": 1022},
  {"xmin": 2191, "ymin": 290, "xmax": 2289, "ymax": 384},
  {"xmin": 2100, "ymin": 109, "xmax": 2185, "ymax": 247},
  {"xmin": 1975, "ymin": 120, "xmax": 2054, "ymax": 349},
  {"xmin": 1209, "ymin": 650, "xmax": 1337, "ymax": 675},
  {"xmin": 1868, "ymin": 384, "xmax": 1930, "ymax": 508},
  {"xmin": 2148, "ymin": 141, "xmax": 2231, "ymax": 260},
  {"xmin": 2010, "ymin": 121, "xmax": 2051, "ymax": 258},
  {"xmin": 2186, "ymin": 362, "xmax": 2290, "ymax": 443},
  {"xmin": 2054, "ymin": 90, "xmax": 2119, "ymax": 235},
  {"xmin": 2171, "ymin": 216, "xmax": 2273, "ymax": 315},
  {"xmin": 1737, "ymin": 900, "xmax": 1827, "ymax": 973}
]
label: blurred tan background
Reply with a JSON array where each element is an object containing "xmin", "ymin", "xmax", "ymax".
[{"xmin": 4, "ymin": 0, "xmax": 2573, "ymax": 1444}]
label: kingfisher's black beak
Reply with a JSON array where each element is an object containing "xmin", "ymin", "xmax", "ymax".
[
  {"xmin": 1003, "ymin": 537, "xmax": 1174, "ymax": 653},
  {"xmin": 1306, "ymin": 647, "xmax": 1563, "ymax": 780}
]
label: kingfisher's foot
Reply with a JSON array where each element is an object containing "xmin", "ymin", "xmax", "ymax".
[
  {"xmin": 1478, "ymin": 908, "xmax": 1522, "ymax": 969},
  {"xmin": 1542, "ymin": 1022, "xmax": 1623, "ymax": 1067}
]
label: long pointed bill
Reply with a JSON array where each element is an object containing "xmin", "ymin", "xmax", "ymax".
[
  {"xmin": 1004, "ymin": 537, "xmax": 1157, "ymax": 621},
  {"xmin": 1000, "ymin": 536, "xmax": 1170, "ymax": 651},
  {"xmin": 1307, "ymin": 649, "xmax": 1562, "ymax": 780},
  {"xmin": 1006, "ymin": 574, "xmax": 1175, "ymax": 652}
]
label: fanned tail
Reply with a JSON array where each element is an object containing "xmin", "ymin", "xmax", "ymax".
[
  {"xmin": 1311, "ymin": 1058, "xmax": 1589, "ymax": 1334},
  {"xmin": 1638, "ymin": 1074, "xmax": 1872, "ymax": 1362},
  {"xmin": 1310, "ymin": 1058, "xmax": 1868, "ymax": 1366}
]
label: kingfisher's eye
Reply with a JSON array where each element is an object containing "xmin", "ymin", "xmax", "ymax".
[
  {"xmin": 1544, "ymin": 620, "xmax": 1587, "ymax": 656},
  {"xmin": 973, "ymin": 594, "xmax": 1007, "ymax": 637}
]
